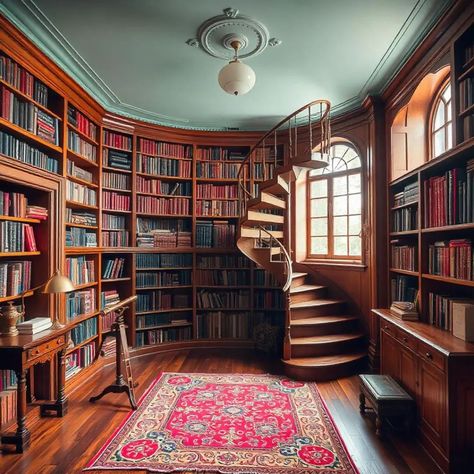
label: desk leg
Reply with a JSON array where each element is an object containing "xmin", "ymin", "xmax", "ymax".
[
  {"xmin": 1, "ymin": 370, "xmax": 31, "ymax": 453},
  {"xmin": 40, "ymin": 348, "xmax": 68, "ymax": 417}
]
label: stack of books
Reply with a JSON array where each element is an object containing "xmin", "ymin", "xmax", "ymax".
[
  {"xmin": 390, "ymin": 301, "xmax": 419, "ymax": 321},
  {"xmin": 16, "ymin": 317, "xmax": 52, "ymax": 335},
  {"xmin": 26, "ymin": 205, "xmax": 48, "ymax": 220}
]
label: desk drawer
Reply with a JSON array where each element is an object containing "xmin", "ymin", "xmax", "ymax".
[
  {"xmin": 417, "ymin": 340, "xmax": 445, "ymax": 372},
  {"xmin": 27, "ymin": 335, "xmax": 65, "ymax": 361},
  {"xmin": 381, "ymin": 320, "xmax": 398, "ymax": 339},
  {"xmin": 396, "ymin": 330, "xmax": 417, "ymax": 352}
]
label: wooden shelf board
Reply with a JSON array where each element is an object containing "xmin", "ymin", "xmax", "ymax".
[
  {"xmin": 102, "ymin": 186, "xmax": 131, "ymax": 193},
  {"xmin": 422, "ymin": 273, "xmax": 474, "ymax": 287},
  {"xmin": 195, "ymin": 248, "xmax": 240, "ymax": 253},
  {"xmin": 65, "ymin": 247, "xmax": 99, "ymax": 254},
  {"xmin": 136, "ymin": 191, "xmax": 191, "ymax": 198},
  {"xmin": 136, "ymin": 171, "xmax": 192, "ymax": 181},
  {"xmin": 136, "ymin": 322, "xmax": 192, "ymax": 332},
  {"xmin": 67, "ymin": 123, "xmax": 98, "ymax": 145},
  {"xmin": 136, "ymin": 267, "xmax": 193, "ymax": 271},
  {"xmin": 0, "ymin": 251, "xmax": 41, "ymax": 257},
  {"xmin": 66, "ymin": 200, "xmax": 98, "ymax": 211},
  {"xmin": 459, "ymin": 103, "xmax": 474, "ymax": 118},
  {"xmin": 422, "ymin": 223, "xmax": 474, "ymax": 233},
  {"xmin": 136, "ymin": 285, "xmax": 193, "ymax": 290},
  {"xmin": 196, "ymin": 178, "xmax": 238, "ymax": 183},
  {"xmin": 136, "ymin": 212, "xmax": 191, "ymax": 218},
  {"xmin": 196, "ymin": 159, "xmax": 245, "ymax": 163},
  {"xmin": 66, "ymin": 174, "xmax": 98, "ymax": 189},
  {"xmin": 389, "ymin": 268, "xmax": 419, "ymax": 276},
  {"xmin": 66, "ymin": 311, "xmax": 100, "ymax": 326},
  {"xmin": 72, "ymin": 281, "xmax": 98, "ymax": 291},
  {"xmin": 102, "ymin": 165, "xmax": 132, "ymax": 174},
  {"xmin": 458, "ymin": 63, "xmax": 474, "ymax": 81},
  {"xmin": 136, "ymin": 307, "xmax": 193, "ymax": 315},
  {"xmin": 66, "ymin": 334, "xmax": 99, "ymax": 355},
  {"xmin": 389, "ymin": 230, "xmax": 418, "ymax": 236},
  {"xmin": 0, "ymin": 117, "xmax": 62, "ymax": 153},
  {"xmin": 196, "ymin": 197, "xmax": 239, "ymax": 201},
  {"xmin": 102, "ymin": 208, "xmax": 132, "ymax": 214},
  {"xmin": 101, "ymin": 277, "xmax": 131, "ymax": 283},
  {"xmin": 196, "ymin": 308, "xmax": 252, "ymax": 312},
  {"xmin": 195, "ymin": 285, "xmax": 252, "ymax": 289},
  {"xmin": 65, "ymin": 222, "xmax": 98, "ymax": 230},
  {"xmin": 196, "ymin": 215, "xmax": 239, "ymax": 219},
  {"xmin": 391, "ymin": 201, "xmax": 418, "ymax": 210},
  {"xmin": 0, "ymin": 214, "xmax": 41, "ymax": 224},
  {"xmin": 136, "ymin": 151, "xmax": 192, "ymax": 161},
  {"xmin": 67, "ymin": 149, "xmax": 98, "ymax": 168},
  {"xmin": 0, "ymin": 290, "xmax": 34, "ymax": 304},
  {"xmin": 103, "ymin": 143, "xmax": 132, "ymax": 153},
  {"xmin": 134, "ymin": 247, "xmax": 195, "ymax": 253}
]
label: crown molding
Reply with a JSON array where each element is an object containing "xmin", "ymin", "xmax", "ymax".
[{"xmin": 0, "ymin": 0, "xmax": 451, "ymax": 131}]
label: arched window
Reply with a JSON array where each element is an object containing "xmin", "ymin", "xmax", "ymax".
[
  {"xmin": 308, "ymin": 142, "xmax": 362, "ymax": 259},
  {"xmin": 431, "ymin": 82, "xmax": 452, "ymax": 158}
]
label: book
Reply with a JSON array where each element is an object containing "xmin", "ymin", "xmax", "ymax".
[
  {"xmin": 452, "ymin": 300, "xmax": 474, "ymax": 341},
  {"xmin": 17, "ymin": 317, "xmax": 52, "ymax": 334}
]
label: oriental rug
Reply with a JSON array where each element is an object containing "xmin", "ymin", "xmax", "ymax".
[{"xmin": 85, "ymin": 373, "xmax": 358, "ymax": 473}]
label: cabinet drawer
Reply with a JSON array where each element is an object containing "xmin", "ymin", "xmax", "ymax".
[
  {"xmin": 417, "ymin": 340, "xmax": 445, "ymax": 372},
  {"xmin": 396, "ymin": 329, "xmax": 417, "ymax": 352},
  {"xmin": 27, "ymin": 336, "xmax": 65, "ymax": 362},
  {"xmin": 381, "ymin": 320, "xmax": 398, "ymax": 338}
]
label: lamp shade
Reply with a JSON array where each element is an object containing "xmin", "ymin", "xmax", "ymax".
[
  {"xmin": 43, "ymin": 271, "xmax": 75, "ymax": 294},
  {"xmin": 218, "ymin": 60, "xmax": 256, "ymax": 96}
]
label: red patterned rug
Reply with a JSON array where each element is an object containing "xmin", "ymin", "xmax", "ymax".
[{"xmin": 85, "ymin": 373, "xmax": 358, "ymax": 473}]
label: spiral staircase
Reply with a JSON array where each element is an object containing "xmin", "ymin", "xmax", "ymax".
[{"xmin": 237, "ymin": 101, "xmax": 366, "ymax": 381}]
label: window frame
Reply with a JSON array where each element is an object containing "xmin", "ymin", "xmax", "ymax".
[
  {"xmin": 429, "ymin": 80, "xmax": 452, "ymax": 159},
  {"xmin": 306, "ymin": 142, "xmax": 364, "ymax": 262}
]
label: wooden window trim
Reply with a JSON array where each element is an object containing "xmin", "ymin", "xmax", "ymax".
[{"xmin": 429, "ymin": 80, "xmax": 452, "ymax": 159}]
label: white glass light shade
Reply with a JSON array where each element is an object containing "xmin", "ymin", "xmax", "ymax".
[{"xmin": 218, "ymin": 60, "xmax": 256, "ymax": 96}]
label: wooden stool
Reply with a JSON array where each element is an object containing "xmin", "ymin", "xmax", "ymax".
[{"xmin": 359, "ymin": 374, "xmax": 415, "ymax": 437}]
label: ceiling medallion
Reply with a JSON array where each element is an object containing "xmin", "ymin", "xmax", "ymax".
[{"xmin": 186, "ymin": 8, "xmax": 281, "ymax": 96}]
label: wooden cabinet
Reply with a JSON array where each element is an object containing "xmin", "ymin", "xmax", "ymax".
[{"xmin": 373, "ymin": 309, "xmax": 474, "ymax": 473}]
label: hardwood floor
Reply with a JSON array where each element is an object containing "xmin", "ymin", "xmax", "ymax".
[{"xmin": 0, "ymin": 349, "xmax": 442, "ymax": 474}]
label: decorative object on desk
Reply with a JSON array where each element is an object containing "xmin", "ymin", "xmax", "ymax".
[
  {"xmin": 452, "ymin": 300, "xmax": 474, "ymax": 341},
  {"xmin": 16, "ymin": 317, "xmax": 52, "ymax": 335},
  {"xmin": 89, "ymin": 295, "xmax": 138, "ymax": 409},
  {"xmin": 390, "ymin": 301, "xmax": 419, "ymax": 321},
  {"xmin": 86, "ymin": 373, "xmax": 358, "ymax": 473},
  {"xmin": 0, "ymin": 301, "xmax": 24, "ymax": 336}
]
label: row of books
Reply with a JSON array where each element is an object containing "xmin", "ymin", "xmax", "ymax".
[
  {"xmin": 459, "ymin": 76, "xmax": 473, "ymax": 112},
  {"xmin": 102, "ymin": 257, "xmax": 126, "ymax": 279},
  {"xmin": 195, "ymin": 200, "xmax": 238, "ymax": 217},
  {"xmin": 391, "ymin": 244, "xmax": 417, "ymax": 272},
  {"xmin": 197, "ymin": 312, "xmax": 250, "ymax": 339},
  {"xmin": 68, "ymin": 130, "xmax": 97, "ymax": 162},
  {"xmin": 136, "ymin": 253, "xmax": 192, "ymax": 269},
  {"xmin": 0, "ymin": 54, "xmax": 49, "ymax": 107},
  {"xmin": 102, "ymin": 230, "xmax": 129, "ymax": 247},
  {"xmin": 136, "ymin": 229, "xmax": 192, "ymax": 248},
  {"xmin": 136, "ymin": 270, "xmax": 191, "ymax": 288},
  {"xmin": 138, "ymin": 138, "xmax": 192, "ymax": 158},
  {"xmin": 136, "ymin": 155, "xmax": 192, "ymax": 178},
  {"xmin": 195, "ymin": 147, "xmax": 247, "ymax": 162},
  {"xmin": 66, "ymin": 256, "xmax": 95, "ymax": 285},
  {"xmin": 102, "ymin": 191, "xmax": 130, "ymax": 211},
  {"xmin": 102, "ymin": 148, "xmax": 131, "ymax": 170},
  {"xmin": 0, "ymin": 370, "xmax": 16, "ymax": 392},
  {"xmin": 136, "ymin": 177, "xmax": 191, "ymax": 196},
  {"xmin": 197, "ymin": 254, "xmax": 251, "ymax": 269},
  {"xmin": 423, "ymin": 162, "xmax": 474, "ymax": 227},
  {"xmin": 0, "ymin": 260, "xmax": 31, "ymax": 297},
  {"xmin": 254, "ymin": 289, "xmax": 284, "ymax": 309},
  {"xmin": 194, "ymin": 269, "xmax": 250, "ymax": 286},
  {"xmin": 0, "ymin": 387, "xmax": 17, "ymax": 428},
  {"xmin": 103, "ymin": 130, "xmax": 132, "ymax": 151},
  {"xmin": 102, "ymin": 213, "xmax": 127, "ymax": 230},
  {"xmin": 101, "ymin": 289, "xmax": 120, "ymax": 311},
  {"xmin": 65, "ymin": 342, "xmax": 96, "ymax": 380},
  {"xmin": 1, "ymin": 87, "xmax": 59, "ymax": 145},
  {"xmin": 70, "ymin": 317, "xmax": 98, "ymax": 346},
  {"xmin": 196, "ymin": 184, "xmax": 238, "ymax": 199},
  {"xmin": 26, "ymin": 205, "xmax": 47, "ymax": 221},
  {"xmin": 393, "ymin": 181, "xmax": 418, "ymax": 207},
  {"xmin": 196, "ymin": 220, "xmax": 235, "ymax": 248},
  {"xmin": 428, "ymin": 239, "xmax": 472, "ymax": 280},
  {"xmin": 0, "ymin": 190, "xmax": 28, "ymax": 217},
  {"xmin": 136, "ymin": 290, "xmax": 192, "ymax": 313},
  {"xmin": 101, "ymin": 311, "xmax": 117, "ymax": 333},
  {"xmin": 135, "ymin": 326, "xmax": 192, "ymax": 346},
  {"xmin": 197, "ymin": 289, "xmax": 250, "ymax": 309},
  {"xmin": 254, "ymin": 269, "xmax": 279, "ymax": 287},
  {"xmin": 66, "ymin": 209, "xmax": 97, "ymax": 226},
  {"xmin": 103, "ymin": 171, "xmax": 130, "ymax": 190},
  {"xmin": 0, "ymin": 130, "xmax": 59, "ymax": 173},
  {"xmin": 65, "ymin": 227, "xmax": 97, "ymax": 247},
  {"xmin": 0, "ymin": 221, "xmax": 37, "ymax": 252},
  {"xmin": 136, "ymin": 313, "xmax": 191, "ymax": 329},
  {"xmin": 390, "ymin": 275, "xmax": 418, "ymax": 303},
  {"xmin": 136, "ymin": 196, "xmax": 190, "ymax": 215},
  {"xmin": 66, "ymin": 288, "xmax": 96, "ymax": 320},
  {"xmin": 392, "ymin": 207, "xmax": 418, "ymax": 232},
  {"xmin": 67, "ymin": 159, "xmax": 94, "ymax": 184},
  {"xmin": 462, "ymin": 43, "xmax": 474, "ymax": 65},
  {"xmin": 253, "ymin": 163, "xmax": 276, "ymax": 180},
  {"xmin": 67, "ymin": 106, "xmax": 97, "ymax": 141},
  {"xmin": 196, "ymin": 162, "xmax": 240, "ymax": 179},
  {"xmin": 66, "ymin": 180, "xmax": 97, "ymax": 207},
  {"xmin": 427, "ymin": 293, "xmax": 474, "ymax": 332}
]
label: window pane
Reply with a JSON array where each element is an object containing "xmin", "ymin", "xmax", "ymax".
[
  {"xmin": 434, "ymin": 101, "xmax": 445, "ymax": 130},
  {"xmin": 348, "ymin": 215, "xmax": 361, "ymax": 235},
  {"xmin": 349, "ymin": 236, "xmax": 362, "ymax": 256},
  {"xmin": 332, "ymin": 157, "xmax": 347, "ymax": 172},
  {"xmin": 433, "ymin": 130, "xmax": 445, "ymax": 157},
  {"xmin": 447, "ymin": 123, "xmax": 452, "ymax": 149},
  {"xmin": 333, "ymin": 144, "xmax": 347, "ymax": 160},
  {"xmin": 344, "ymin": 148, "xmax": 358, "ymax": 161},
  {"xmin": 348, "ymin": 173, "xmax": 361, "ymax": 193},
  {"xmin": 333, "ymin": 196, "xmax": 347, "ymax": 216},
  {"xmin": 311, "ymin": 179, "xmax": 327, "ymax": 198},
  {"xmin": 349, "ymin": 193, "xmax": 361, "ymax": 214},
  {"xmin": 311, "ymin": 218, "xmax": 328, "ymax": 236},
  {"xmin": 311, "ymin": 237, "xmax": 328, "ymax": 254},
  {"xmin": 447, "ymin": 102, "xmax": 452, "ymax": 121},
  {"xmin": 333, "ymin": 216, "xmax": 347, "ymax": 235},
  {"xmin": 442, "ymin": 84, "xmax": 451, "ymax": 102},
  {"xmin": 310, "ymin": 168, "xmax": 323, "ymax": 177},
  {"xmin": 346, "ymin": 157, "xmax": 362, "ymax": 169},
  {"xmin": 311, "ymin": 198, "xmax": 328, "ymax": 218},
  {"xmin": 334, "ymin": 236, "xmax": 348, "ymax": 255},
  {"xmin": 333, "ymin": 176, "xmax": 347, "ymax": 196}
]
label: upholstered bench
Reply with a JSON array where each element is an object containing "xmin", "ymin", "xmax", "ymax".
[{"xmin": 359, "ymin": 374, "xmax": 415, "ymax": 437}]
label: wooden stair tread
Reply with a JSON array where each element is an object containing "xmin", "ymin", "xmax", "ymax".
[
  {"xmin": 291, "ymin": 332, "xmax": 364, "ymax": 345},
  {"xmin": 291, "ymin": 272, "xmax": 308, "ymax": 279},
  {"xmin": 283, "ymin": 351, "xmax": 366, "ymax": 367},
  {"xmin": 291, "ymin": 315, "xmax": 358, "ymax": 326},
  {"xmin": 290, "ymin": 298, "xmax": 344, "ymax": 309},
  {"xmin": 290, "ymin": 284, "xmax": 325, "ymax": 294}
]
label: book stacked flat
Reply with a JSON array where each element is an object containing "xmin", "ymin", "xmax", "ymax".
[
  {"xmin": 26, "ymin": 205, "xmax": 48, "ymax": 220},
  {"xmin": 16, "ymin": 317, "xmax": 52, "ymax": 335},
  {"xmin": 390, "ymin": 301, "xmax": 419, "ymax": 321}
]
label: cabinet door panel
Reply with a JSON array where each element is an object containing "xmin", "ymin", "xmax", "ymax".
[
  {"xmin": 400, "ymin": 347, "xmax": 417, "ymax": 398},
  {"xmin": 381, "ymin": 331, "xmax": 400, "ymax": 381},
  {"xmin": 418, "ymin": 359, "xmax": 446, "ymax": 451}
]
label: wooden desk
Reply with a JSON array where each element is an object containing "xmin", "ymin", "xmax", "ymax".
[{"xmin": 0, "ymin": 326, "xmax": 70, "ymax": 453}]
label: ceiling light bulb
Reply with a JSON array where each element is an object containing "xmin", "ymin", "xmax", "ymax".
[{"xmin": 218, "ymin": 59, "xmax": 256, "ymax": 96}]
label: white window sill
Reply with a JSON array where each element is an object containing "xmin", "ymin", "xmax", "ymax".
[{"xmin": 302, "ymin": 260, "xmax": 367, "ymax": 271}]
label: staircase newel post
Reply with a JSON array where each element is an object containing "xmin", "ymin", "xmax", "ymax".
[
  {"xmin": 283, "ymin": 290, "xmax": 292, "ymax": 360},
  {"xmin": 282, "ymin": 183, "xmax": 292, "ymax": 361}
]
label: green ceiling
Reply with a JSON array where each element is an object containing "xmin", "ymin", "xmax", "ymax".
[{"xmin": 1, "ymin": 0, "xmax": 451, "ymax": 130}]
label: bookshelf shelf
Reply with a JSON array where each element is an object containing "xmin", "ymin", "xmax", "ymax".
[
  {"xmin": 135, "ymin": 171, "xmax": 192, "ymax": 181},
  {"xmin": 421, "ymin": 273, "xmax": 474, "ymax": 287},
  {"xmin": 390, "ymin": 201, "xmax": 418, "ymax": 211},
  {"xmin": 389, "ymin": 230, "xmax": 419, "ymax": 236},
  {"xmin": 102, "ymin": 143, "xmax": 132, "ymax": 153},
  {"xmin": 66, "ymin": 174, "xmax": 98, "ymax": 189},
  {"xmin": 102, "ymin": 186, "xmax": 131, "ymax": 193},
  {"xmin": 67, "ymin": 149, "xmax": 98, "ymax": 168},
  {"xmin": 102, "ymin": 277, "xmax": 131, "ymax": 283},
  {"xmin": 66, "ymin": 200, "xmax": 98, "ymax": 210},
  {"xmin": 197, "ymin": 308, "xmax": 252, "ymax": 312},
  {"xmin": 65, "ymin": 247, "xmax": 99, "ymax": 254},
  {"xmin": 458, "ymin": 63, "xmax": 474, "ymax": 81},
  {"xmin": 102, "ymin": 165, "xmax": 132, "ymax": 174},
  {"xmin": 136, "ymin": 308, "xmax": 193, "ymax": 315},
  {"xmin": 73, "ymin": 281, "xmax": 98, "ymax": 291},
  {"xmin": 136, "ymin": 267, "xmax": 193, "ymax": 271},
  {"xmin": 67, "ymin": 123, "xmax": 99, "ymax": 145},
  {"xmin": 136, "ymin": 285, "xmax": 193, "ymax": 290},
  {"xmin": 136, "ymin": 152, "xmax": 192, "ymax": 161},
  {"xmin": 136, "ymin": 322, "xmax": 192, "ymax": 332},
  {"xmin": 65, "ymin": 334, "xmax": 99, "ymax": 355},
  {"xmin": 0, "ymin": 251, "xmax": 41, "ymax": 257},
  {"xmin": 389, "ymin": 268, "xmax": 419, "ymax": 276},
  {"xmin": 68, "ymin": 310, "xmax": 100, "ymax": 326},
  {"xmin": 0, "ymin": 215, "xmax": 41, "ymax": 224},
  {"xmin": 422, "ymin": 223, "xmax": 474, "ymax": 233},
  {"xmin": 0, "ymin": 290, "xmax": 33, "ymax": 303},
  {"xmin": 459, "ymin": 103, "xmax": 474, "ymax": 118},
  {"xmin": 102, "ymin": 208, "xmax": 132, "ymax": 215},
  {"xmin": 65, "ymin": 222, "xmax": 98, "ymax": 230},
  {"xmin": 136, "ymin": 212, "xmax": 191, "ymax": 218}
]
